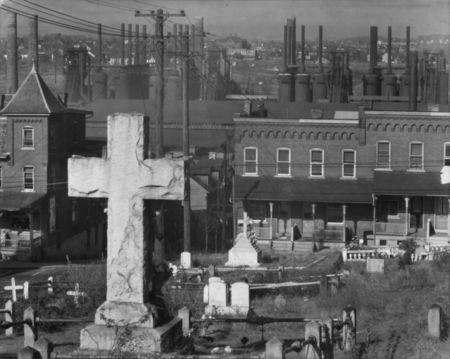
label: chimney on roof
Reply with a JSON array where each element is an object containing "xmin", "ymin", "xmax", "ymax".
[
  {"xmin": 243, "ymin": 100, "xmax": 253, "ymax": 116},
  {"xmin": 6, "ymin": 12, "xmax": 18, "ymax": 94}
]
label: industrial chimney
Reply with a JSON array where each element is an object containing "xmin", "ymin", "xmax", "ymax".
[
  {"xmin": 28, "ymin": 15, "xmax": 39, "ymax": 72},
  {"xmin": 364, "ymin": 26, "xmax": 381, "ymax": 96},
  {"xmin": 6, "ymin": 12, "xmax": 18, "ymax": 94}
]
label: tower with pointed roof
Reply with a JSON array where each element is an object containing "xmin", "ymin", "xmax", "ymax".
[{"xmin": 0, "ymin": 65, "xmax": 105, "ymax": 260}]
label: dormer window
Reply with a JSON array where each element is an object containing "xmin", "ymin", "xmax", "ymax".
[{"xmin": 22, "ymin": 126, "xmax": 34, "ymax": 149}]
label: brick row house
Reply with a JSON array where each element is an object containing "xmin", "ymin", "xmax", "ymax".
[
  {"xmin": 0, "ymin": 66, "xmax": 106, "ymax": 260},
  {"xmin": 234, "ymin": 108, "xmax": 450, "ymax": 248}
]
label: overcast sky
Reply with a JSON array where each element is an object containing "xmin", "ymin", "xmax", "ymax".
[{"xmin": 0, "ymin": 0, "xmax": 449, "ymax": 41}]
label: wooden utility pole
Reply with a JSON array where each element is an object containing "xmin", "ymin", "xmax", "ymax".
[
  {"xmin": 135, "ymin": 9, "xmax": 185, "ymax": 261},
  {"xmin": 182, "ymin": 30, "xmax": 191, "ymax": 252},
  {"xmin": 136, "ymin": 9, "xmax": 185, "ymax": 157}
]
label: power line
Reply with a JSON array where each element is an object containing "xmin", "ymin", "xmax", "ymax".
[{"xmin": 13, "ymin": 0, "xmax": 122, "ymax": 34}]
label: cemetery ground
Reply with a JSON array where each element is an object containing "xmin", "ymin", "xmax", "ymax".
[{"xmin": 0, "ymin": 250, "xmax": 449, "ymax": 358}]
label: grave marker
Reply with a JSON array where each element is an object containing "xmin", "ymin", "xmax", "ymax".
[
  {"xmin": 180, "ymin": 251, "xmax": 191, "ymax": 269},
  {"xmin": 428, "ymin": 304, "xmax": 442, "ymax": 338},
  {"xmin": 226, "ymin": 212, "xmax": 261, "ymax": 267},
  {"xmin": 366, "ymin": 258, "xmax": 384, "ymax": 273},
  {"xmin": 4, "ymin": 277, "xmax": 28, "ymax": 302},
  {"xmin": 208, "ymin": 279, "xmax": 227, "ymax": 307},
  {"xmin": 230, "ymin": 282, "xmax": 250, "ymax": 314},
  {"xmin": 68, "ymin": 113, "xmax": 184, "ymax": 353},
  {"xmin": 66, "ymin": 283, "xmax": 86, "ymax": 306}
]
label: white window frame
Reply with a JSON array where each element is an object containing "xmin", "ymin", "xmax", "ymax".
[
  {"xmin": 342, "ymin": 149, "xmax": 356, "ymax": 178},
  {"xmin": 243, "ymin": 147, "xmax": 258, "ymax": 176},
  {"xmin": 444, "ymin": 142, "xmax": 450, "ymax": 166},
  {"xmin": 276, "ymin": 147, "xmax": 291, "ymax": 176},
  {"xmin": 408, "ymin": 141, "xmax": 424, "ymax": 171},
  {"xmin": 310, "ymin": 148, "xmax": 324, "ymax": 177},
  {"xmin": 23, "ymin": 166, "xmax": 34, "ymax": 191},
  {"xmin": 22, "ymin": 126, "xmax": 34, "ymax": 149},
  {"xmin": 376, "ymin": 141, "xmax": 391, "ymax": 170}
]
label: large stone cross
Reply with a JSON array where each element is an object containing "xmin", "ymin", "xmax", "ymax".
[{"xmin": 68, "ymin": 113, "xmax": 183, "ymax": 328}]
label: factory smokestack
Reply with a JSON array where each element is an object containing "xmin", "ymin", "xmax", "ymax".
[
  {"xmin": 142, "ymin": 24, "xmax": 147, "ymax": 65},
  {"xmin": 135, "ymin": 24, "xmax": 140, "ymax": 65},
  {"xmin": 369, "ymin": 26, "xmax": 378, "ymax": 72},
  {"xmin": 318, "ymin": 25, "xmax": 323, "ymax": 73},
  {"xmin": 6, "ymin": 12, "xmax": 18, "ymax": 93},
  {"xmin": 128, "ymin": 24, "xmax": 133, "ymax": 65},
  {"xmin": 387, "ymin": 26, "xmax": 392, "ymax": 74},
  {"xmin": 28, "ymin": 15, "xmax": 39, "ymax": 72},
  {"xmin": 409, "ymin": 51, "xmax": 418, "ymax": 111},
  {"xmin": 301, "ymin": 25, "xmax": 305, "ymax": 73},
  {"xmin": 97, "ymin": 23, "xmax": 102, "ymax": 65},
  {"xmin": 121, "ymin": 23, "xmax": 125, "ymax": 65},
  {"xmin": 406, "ymin": 26, "xmax": 410, "ymax": 71}
]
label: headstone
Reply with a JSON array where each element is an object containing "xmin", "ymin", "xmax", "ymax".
[
  {"xmin": 203, "ymin": 284, "xmax": 209, "ymax": 304},
  {"xmin": 18, "ymin": 347, "xmax": 40, "ymax": 359},
  {"xmin": 208, "ymin": 280, "xmax": 227, "ymax": 307},
  {"xmin": 68, "ymin": 113, "xmax": 184, "ymax": 354},
  {"xmin": 274, "ymin": 294, "xmax": 287, "ymax": 311},
  {"xmin": 366, "ymin": 258, "xmax": 384, "ymax": 273},
  {"xmin": 265, "ymin": 337, "xmax": 284, "ymax": 359},
  {"xmin": 231, "ymin": 282, "xmax": 250, "ymax": 314},
  {"xmin": 428, "ymin": 304, "xmax": 442, "ymax": 338},
  {"xmin": 180, "ymin": 251, "xmax": 191, "ymax": 269},
  {"xmin": 34, "ymin": 337, "xmax": 52, "ymax": 359},
  {"xmin": 4, "ymin": 300, "xmax": 14, "ymax": 336},
  {"xmin": 226, "ymin": 232, "xmax": 261, "ymax": 267},
  {"xmin": 177, "ymin": 307, "xmax": 190, "ymax": 337},
  {"xmin": 23, "ymin": 307, "xmax": 37, "ymax": 348}
]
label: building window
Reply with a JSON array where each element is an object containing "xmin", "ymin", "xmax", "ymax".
[
  {"xmin": 276, "ymin": 148, "xmax": 291, "ymax": 176},
  {"xmin": 409, "ymin": 142, "xmax": 423, "ymax": 170},
  {"xmin": 342, "ymin": 150, "xmax": 356, "ymax": 178},
  {"xmin": 244, "ymin": 147, "xmax": 257, "ymax": 175},
  {"xmin": 23, "ymin": 166, "xmax": 34, "ymax": 191},
  {"xmin": 376, "ymin": 141, "xmax": 390, "ymax": 169},
  {"xmin": 310, "ymin": 149, "xmax": 324, "ymax": 177},
  {"xmin": 444, "ymin": 143, "xmax": 450, "ymax": 166},
  {"xmin": 22, "ymin": 126, "xmax": 34, "ymax": 148}
]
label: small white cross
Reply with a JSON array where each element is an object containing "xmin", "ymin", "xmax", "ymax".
[
  {"xmin": 66, "ymin": 283, "xmax": 86, "ymax": 306},
  {"xmin": 4, "ymin": 277, "xmax": 28, "ymax": 302}
]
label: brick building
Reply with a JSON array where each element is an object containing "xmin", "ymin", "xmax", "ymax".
[
  {"xmin": 234, "ymin": 106, "xmax": 450, "ymax": 247},
  {"xmin": 0, "ymin": 66, "xmax": 105, "ymax": 260}
]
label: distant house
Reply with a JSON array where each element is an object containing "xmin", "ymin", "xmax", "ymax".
[
  {"xmin": 0, "ymin": 65, "xmax": 106, "ymax": 260},
  {"xmin": 234, "ymin": 106, "xmax": 450, "ymax": 248}
]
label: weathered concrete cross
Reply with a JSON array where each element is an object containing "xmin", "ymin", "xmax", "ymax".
[{"xmin": 68, "ymin": 113, "xmax": 183, "ymax": 328}]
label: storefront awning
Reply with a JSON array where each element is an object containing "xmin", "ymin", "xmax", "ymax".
[
  {"xmin": 0, "ymin": 192, "xmax": 46, "ymax": 211},
  {"xmin": 235, "ymin": 176, "xmax": 373, "ymax": 204},
  {"xmin": 373, "ymin": 171, "xmax": 450, "ymax": 197}
]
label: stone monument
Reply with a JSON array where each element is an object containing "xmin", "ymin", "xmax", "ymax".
[
  {"xmin": 68, "ymin": 113, "xmax": 184, "ymax": 355},
  {"xmin": 226, "ymin": 212, "xmax": 261, "ymax": 267}
]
